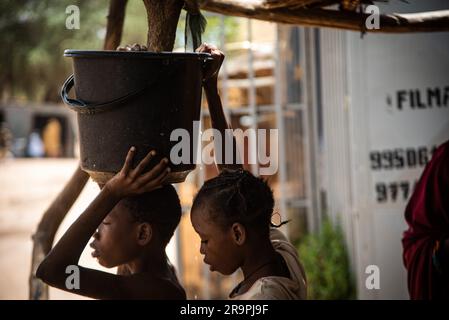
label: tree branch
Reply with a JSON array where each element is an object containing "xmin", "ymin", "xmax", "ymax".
[
  {"xmin": 29, "ymin": 165, "xmax": 89, "ymax": 300},
  {"xmin": 104, "ymin": 0, "xmax": 129, "ymax": 50},
  {"xmin": 199, "ymin": 0, "xmax": 449, "ymax": 33}
]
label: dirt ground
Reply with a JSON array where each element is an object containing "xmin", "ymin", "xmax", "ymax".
[{"xmin": 0, "ymin": 158, "xmax": 177, "ymax": 300}]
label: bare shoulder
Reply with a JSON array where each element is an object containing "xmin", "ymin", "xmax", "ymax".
[{"xmin": 120, "ymin": 272, "xmax": 186, "ymax": 300}]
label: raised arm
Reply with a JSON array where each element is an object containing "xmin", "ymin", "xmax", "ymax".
[
  {"xmin": 36, "ymin": 147, "xmax": 170, "ymax": 299},
  {"xmin": 197, "ymin": 43, "xmax": 243, "ymax": 173}
]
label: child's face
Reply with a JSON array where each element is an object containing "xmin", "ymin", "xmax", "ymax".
[
  {"xmin": 191, "ymin": 208, "xmax": 243, "ymax": 275},
  {"xmin": 90, "ymin": 202, "xmax": 142, "ymax": 268}
]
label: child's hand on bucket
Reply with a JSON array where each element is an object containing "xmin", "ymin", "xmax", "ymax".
[
  {"xmin": 104, "ymin": 147, "xmax": 170, "ymax": 199},
  {"xmin": 116, "ymin": 43, "xmax": 148, "ymax": 51},
  {"xmin": 196, "ymin": 43, "xmax": 224, "ymax": 87}
]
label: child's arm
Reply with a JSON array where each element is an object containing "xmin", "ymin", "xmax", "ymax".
[
  {"xmin": 36, "ymin": 148, "xmax": 179, "ymax": 299},
  {"xmin": 197, "ymin": 43, "xmax": 243, "ymax": 173}
]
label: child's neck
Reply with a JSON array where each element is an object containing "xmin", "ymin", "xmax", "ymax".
[
  {"xmin": 241, "ymin": 238, "xmax": 278, "ymax": 280},
  {"xmin": 230, "ymin": 239, "xmax": 281, "ymax": 297},
  {"xmin": 126, "ymin": 248, "xmax": 169, "ymax": 275}
]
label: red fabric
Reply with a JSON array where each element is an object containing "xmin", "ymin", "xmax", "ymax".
[{"xmin": 402, "ymin": 140, "xmax": 449, "ymax": 300}]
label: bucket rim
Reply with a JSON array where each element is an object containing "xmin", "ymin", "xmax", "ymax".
[{"xmin": 64, "ymin": 49, "xmax": 211, "ymax": 59}]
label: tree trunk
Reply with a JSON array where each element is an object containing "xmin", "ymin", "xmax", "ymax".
[{"xmin": 142, "ymin": 0, "xmax": 184, "ymax": 52}]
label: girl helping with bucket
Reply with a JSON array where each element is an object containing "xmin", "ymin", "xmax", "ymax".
[
  {"xmin": 192, "ymin": 43, "xmax": 307, "ymax": 299},
  {"xmin": 36, "ymin": 149, "xmax": 186, "ymax": 299}
]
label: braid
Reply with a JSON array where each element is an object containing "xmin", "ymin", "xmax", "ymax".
[{"xmin": 192, "ymin": 169, "xmax": 289, "ymax": 234}]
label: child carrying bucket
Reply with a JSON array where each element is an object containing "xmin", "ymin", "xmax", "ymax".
[
  {"xmin": 192, "ymin": 43, "xmax": 307, "ymax": 300},
  {"xmin": 36, "ymin": 149, "xmax": 186, "ymax": 299}
]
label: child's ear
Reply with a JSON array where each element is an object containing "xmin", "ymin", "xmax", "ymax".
[
  {"xmin": 231, "ymin": 223, "xmax": 246, "ymax": 246},
  {"xmin": 136, "ymin": 223, "xmax": 152, "ymax": 246}
]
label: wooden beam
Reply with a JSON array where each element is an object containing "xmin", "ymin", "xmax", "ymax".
[
  {"xmin": 261, "ymin": 0, "xmax": 327, "ymax": 9},
  {"xmin": 199, "ymin": 0, "xmax": 449, "ymax": 33}
]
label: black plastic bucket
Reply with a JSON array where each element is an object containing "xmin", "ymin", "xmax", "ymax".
[{"xmin": 62, "ymin": 50, "xmax": 211, "ymax": 184}]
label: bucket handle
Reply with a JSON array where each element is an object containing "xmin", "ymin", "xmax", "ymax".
[
  {"xmin": 61, "ymin": 73, "xmax": 166, "ymax": 114},
  {"xmin": 61, "ymin": 55, "xmax": 213, "ymax": 114}
]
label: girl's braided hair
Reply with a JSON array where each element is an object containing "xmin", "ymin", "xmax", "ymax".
[{"xmin": 192, "ymin": 169, "xmax": 288, "ymax": 235}]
